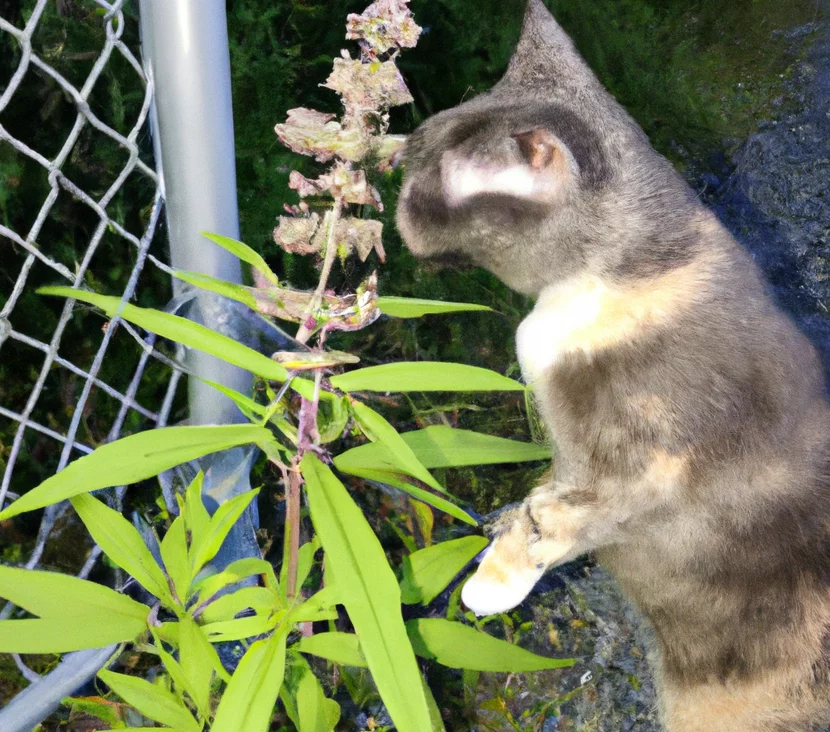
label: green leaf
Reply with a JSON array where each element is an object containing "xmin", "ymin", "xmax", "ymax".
[
  {"xmin": 178, "ymin": 615, "xmax": 215, "ymax": 715},
  {"xmin": 291, "ymin": 655, "xmax": 339, "ymax": 732},
  {"xmin": 376, "ymin": 296, "xmax": 492, "ymax": 318},
  {"xmin": 281, "ymin": 537, "xmax": 321, "ymax": 596},
  {"xmin": 211, "ymin": 627, "xmax": 288, "ymax": 732},
  {"xmin": 71, "ymin": 493, "xmax": 173, "ymax": 606},
  {"xmin": 171, "ymin": 269, "xmax": 258, "ymax": 311},
  {"xmin": 335, "ymin": 466, "xmax": 476, "ymax": 527},
  {"xmin": 400, "ymin": 536, "xmax": 489, "ymax": 605},
  {"xmin": 406, "ymin": 619, "xmax": 575, "ymax": 671},
  {"xmin": 190, "ymin": 558, "xmax": 274, "ymax": 605},
  {"xmin": 420, "ymin": 674, "xmax": 447, "ymax": 732},
  {"xmin": 189, "ymin": 489, "xmax": 260, "ymax": 579},
  {"xmin": 317, "ymin": 396, "xmax": 350, "ymax": 444},
  {"xmin": 301, "ymin": 455, "xmax": 432, "ymax": 732},
  {"xmin": 286, "ymin": 586, "xmax": 340, "ymax": 624},
  {"xmin": 98, "ymin": 669, "xmax": 200, "ymax": 732},
  {"xmin": 183, "ymin": 472, "xmax": 211, "ymax": 562},
  {"xmin": 350, "ymin": 400, "xmax": 443, "ymax": 492},
  {"xmin": 0, "ymin": 564, "xmax": 147, "ymax": 621},
  {"xmin": 160, "ymin": 517, "xmax": 190, "ymax": 603},
  {"xmin": 330, "ymin": 362, "xmax": 524, "ymax": 393},
  {"xmin": 201, "ymin": 614, "xmax": 276, "ymax": 643},
  {"xmin": 199, "ymin": 379, "xmax": 267, "ymax": 419},
  {"xmin": 0, "ymin": 616, "xmax": 146, "ymax": 653},
  {"xmin": 150, "ymin": 627, "xmax": 198, "ymax": 702},
  {"xmin": 37, "ymin": 287, "xmax": 288, "ymax": 383},
  {"xmin": 200, "ymin": 587, "xmax": 279, "ymax": 624},
  {"xmin": 296, "ymin": 537, "xmax": 321, "ymax": 591},
  {"xmin": 337, "ymin": 425, "xmax": 551, "ymax": 472},
  {"xmin": 63, "ymin": 696, "xmax": 124, "ymax": 726},
  {"xmin": 294, "ymin": 632, "xmax": 366, "ymax": 668},
  {"xmin": 0, "ymin": 424, "xmax": 272, "ymax": 520},
  {"xmin": 201, "ymin": 232, "xmax": 280, "ymax": 286}
]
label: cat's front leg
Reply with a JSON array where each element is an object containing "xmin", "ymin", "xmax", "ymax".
[{"xmin": 461, "ymin": 484, "xmax": 615, "ymax": 616}]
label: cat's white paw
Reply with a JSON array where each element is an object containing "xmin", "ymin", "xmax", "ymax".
[{"xmin": 461, "ymin": 560, "xmax": 545, "ymax": 617}]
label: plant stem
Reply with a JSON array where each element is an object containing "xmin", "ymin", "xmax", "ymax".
[
  {"xmin": 285, "ymin": 464, "xmax": 302, "ymax": 601},
  {"xmin": 285, "ymin": 199, "xmax": 343, "ymax": 600},
  {"xmin": 295, "ymin": 198, "xmax": 343, "ymax": 344}
]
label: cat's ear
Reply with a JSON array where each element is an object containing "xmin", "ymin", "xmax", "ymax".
[
  {"xmin": 495, "ymin": 0, "xmax": 606, "ymax": 101},
  {"xmin": 440, "ymin": 127, "xmax": 576, "ymax": 208}
]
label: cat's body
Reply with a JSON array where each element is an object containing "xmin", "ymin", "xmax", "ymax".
[{"xmin": 396, "ymin": 2, "xmax": 830, "ymax": 730}]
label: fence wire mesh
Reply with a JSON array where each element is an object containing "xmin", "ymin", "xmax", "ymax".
[{"xmin": 0, "ymin": 0, "xmax": 183, "ymax": 643}]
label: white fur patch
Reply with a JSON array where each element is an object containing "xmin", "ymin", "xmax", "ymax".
[
  {"xmin": 442, "ymin": 157, "xmax": 537, "ymax": 207},
  {"xmin": 461, "ymin": 562, "xmax": 545, "ymax": 617},
  {"xmin": 516, "ymin": 276, "xmax": 608, "ymax": 382}
]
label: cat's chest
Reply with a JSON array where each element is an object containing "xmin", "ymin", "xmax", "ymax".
[{"xmin": 516, "ymin": 276, "xmax": 609, "ymax": 384}]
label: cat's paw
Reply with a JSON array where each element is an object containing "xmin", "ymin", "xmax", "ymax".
[{"xmin": 461, "ymin": 539, "xmax": 545, "ymax": 616}]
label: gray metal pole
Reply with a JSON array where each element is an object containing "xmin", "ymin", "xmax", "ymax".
[
  {"xmin": 139, "ymin": 0, "xmax": 263, "ymax": 560},
  {"xmin": 139, "ymin": 0, "xmax": 251, "ymax": 427}
]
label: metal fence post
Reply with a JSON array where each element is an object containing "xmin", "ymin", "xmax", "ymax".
[
  {"xmin": 137, "ymin": 0, "xmax": 262, "ymax": 592},
  {"xmin": 138, "ymin": 0, "xmax": 251, "ymax": 425}
]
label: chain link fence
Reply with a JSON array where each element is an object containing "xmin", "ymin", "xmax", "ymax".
[
  {"xmin": 0, "ymin": 2, "xmax": 260, "ymax": 724},
  {"xmin": 0, "ymin": 0, "xmax": 182, "ymax": 618}
]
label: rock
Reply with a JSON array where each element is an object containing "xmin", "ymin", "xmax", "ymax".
[
  {"xmin": 705, "ymin": 20, "xmax": 830, "ymax": 368},
  {"xmin": 472, "ymin": 560, "xmax": 658, "ymax": 731}
]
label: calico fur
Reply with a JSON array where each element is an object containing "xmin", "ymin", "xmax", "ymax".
[{"xmin": 395, "ymin": 2, "xmax": 830, "ymax": 729}]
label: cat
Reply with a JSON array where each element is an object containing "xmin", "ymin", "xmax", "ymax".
[{"xmin": 395, "ymin": 1, "xmax": 830, "ymax": 730}]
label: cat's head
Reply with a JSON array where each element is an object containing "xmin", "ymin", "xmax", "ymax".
[{"xmin": 396, "ymin": 0, "xmax": 693, "ymax": 295}]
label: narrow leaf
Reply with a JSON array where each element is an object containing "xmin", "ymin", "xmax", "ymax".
[
  {"xmin": 183, "ymin": 472, "xmax": 211, "ymax": 562},
  {"xmin": 406, "ymin": 618, "xmax": 575, "ymax": 671},
  {"xmin": 190, "ymin": 558, "xmax": 274, "ymax": 605},
  {"xmin": 421, "ymin": 674, "xmax": 447, "ymax": 732},
  {"xmin": 337, "ymin": 425, "xmax": 550, "ymax": 471},
  {"xmin": 160, "ymin": 516, "xmax": 190, "ymax": 603},
  {"xmin": 296, "ymin": 537, "xmax": 321, "ymax": 592},
  {"xmin": 38, "ymin": 287, "xmax": 288, "ymax": 383},
  {"xmin": 0, "ymin": 616, "xmax": 145, "ymax": 653},
  {"xmin": 0, "ymin": 564, "xmax": 147, "ymax": 621},
  {"xmin": 201, "ymin": 614, "xmax": 276, "ymax": 643},
  {"xmin": 201, "ymin": 232, "xmax": 280, "ymax": 286},
  {"xmin": 400, "ymin": 536, "xmax": 489, "ymax": 605},
  {"xmin": 301, "ymin": 455, "xmax": 432, "ymax": 732},
  {"xmin": 199, "ymin": 379, "xmax": 267, "ymax": 419},
  {"xmin": 281, "ymin": 538, "xmax": 320, "ymax": 596},
  {"xmin": 0, "ymin": 424, "xmax": 272, "ymax": 520},
  {"xmin": 292, "ymin": 655, "xmax": 339, "ymax": 732},
  {"xmin": 338, "ymin": 466, "xmax": 477, "ymax": 526},
  {"xmin": 71, "ymin": 493, "xmax": 173, "ymax": 605},
  {"xmin": 211, "ymin": 627, "xmax": 288, "ymax": 732},
  {"xmin": 294, "ymin": 632, "xmax": 366, "ymax": 668},
  {"xmin": 171, "ymin": 269, "xmax": 258, "ymax": 311},
  {"xmin": 200, "ymin": 587, "xmax": 279, "ymax": 624},
  {"xmin": 376, "ymin": 296, "xmax": 492, "ymax": 318},
  {"xmin": 286, "ymin": 586, "xmax": 340, "ymax": 624},
  {"xmin": 98, "ymin": 669, "xmax": 200, "ymax": 732},
  {"xmin": 150, "ymin": 627, "xmax": 201, "ymax": 702},
  {"xmin": 351, "ymin": 400, "xmax": 443, "ymax": 492},
  {"xmin": 330, "ymin": 362, "xmax": 524, "ymax": 392},
  {"xmin": 189, "ymin": 489, "xmax": 260, "ymax": 579},
  {"xmin": 178, "ymin": 615, "xmax": 214, "ymax": 715}
]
